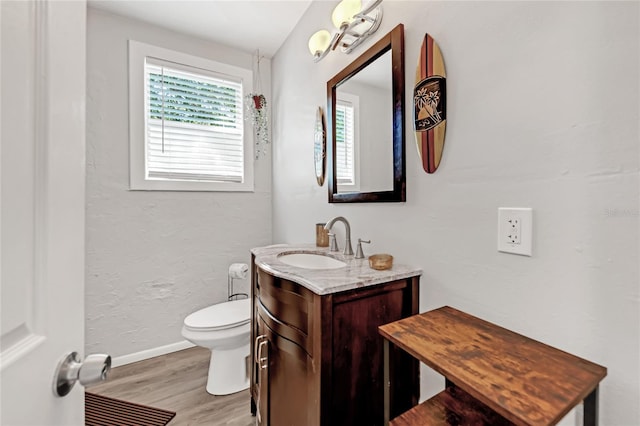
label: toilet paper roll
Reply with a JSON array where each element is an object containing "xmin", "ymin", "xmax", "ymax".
[{"xmin": 228, "ymin": 263, "xmax": 249, "ymax": 279}]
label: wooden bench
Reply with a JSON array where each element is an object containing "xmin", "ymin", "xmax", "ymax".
[{"xmin": 379, "ymin": 306, "xmax": 607, "ymax": 426}]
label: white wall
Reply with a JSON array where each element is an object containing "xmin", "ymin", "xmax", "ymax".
[
  {"xmin": 272, "ymin": 1, "xmax": 639, "ymax": 424},
  {"xmin": 85, "ymin": 8, "xmax": 272, "ymax": 358}
]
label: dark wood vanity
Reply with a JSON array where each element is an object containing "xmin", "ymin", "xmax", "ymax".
[{"xmin": 249, "ymin": 250, "xmax": 421, "ymax": 426}]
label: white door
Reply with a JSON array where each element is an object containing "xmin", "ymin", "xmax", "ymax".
[{"xmin": 0, "ymin": 0, "xmax": 87, "ymax": 424}]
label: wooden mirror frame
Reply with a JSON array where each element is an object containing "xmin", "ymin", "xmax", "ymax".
[
  {"xmin": 314, "ymin": 107, "xmax": 326, "ymax": 186},
  {"xmin": 327, "ymin": 23, "xmax": 405, "ymax": 203}
]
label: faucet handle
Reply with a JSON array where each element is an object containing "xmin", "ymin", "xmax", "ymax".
[
  {"xmin": 328, "ymin": 233, "xmax": 339, "ymax": 252},
  {"xmin": 355, "ymin": 238, "xmax": 371, "ymax": 259}
]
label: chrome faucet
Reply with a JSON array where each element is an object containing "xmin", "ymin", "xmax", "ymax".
[{"xmin": 324, "ymin": 216, "xmax": 353, "ymax": 256}]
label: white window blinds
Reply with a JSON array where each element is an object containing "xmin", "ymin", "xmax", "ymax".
[
  {"xmin": 336, "ymin": 100, "xmax": 355, "ymax": 185},
  {"xmin": 144, "ymin": 58, "xmax": 244, "ymax": 183}
]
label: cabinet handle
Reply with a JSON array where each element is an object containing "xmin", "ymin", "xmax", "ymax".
[
  {"xmin": 255, "ymin": 335, "xmax": 266, "ymax": 363},
  {"xmin": 258, "ymin": 341, "xmax": 268, "ymax": 370}
]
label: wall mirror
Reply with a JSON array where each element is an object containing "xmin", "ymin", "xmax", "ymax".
[
  {"xmin": 314, "ymin": 107, "xmax": 326, "ymax": 186},
  {"xmin": 327, "ymin": 23, "xmax": 405, "ymax": 203}
]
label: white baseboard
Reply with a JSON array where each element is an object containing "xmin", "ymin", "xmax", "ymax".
[{"xmin": 111, "ymin": 340, "xmax": 196, "ymax": 368}]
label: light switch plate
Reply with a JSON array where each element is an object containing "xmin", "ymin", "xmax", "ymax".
[{"xmin": 498, "ymin": 208, "xmax": 532, "ymax": 256}]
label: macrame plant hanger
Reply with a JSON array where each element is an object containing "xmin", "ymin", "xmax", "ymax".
[{"xmin": 246, "ymin": 49, "xmax": 269, "ymax": 159}]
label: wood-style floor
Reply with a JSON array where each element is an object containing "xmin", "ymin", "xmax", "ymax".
[{"xmin": 88, "ymin": 347, "xmax": 255, "ymax": 426}]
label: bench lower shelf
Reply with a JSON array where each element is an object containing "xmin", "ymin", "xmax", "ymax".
[{"xmin": 390, "ymin": 386, "xmax": 515, "ymax": 426}]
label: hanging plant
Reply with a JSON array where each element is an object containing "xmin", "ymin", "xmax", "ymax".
[
  {"xmin": 246, "ymin": 51, "xmax": 269, "ymax": 159},
  {"xmin": 246, "ymin": 92, "xmax": 269, "ymax": 159}
]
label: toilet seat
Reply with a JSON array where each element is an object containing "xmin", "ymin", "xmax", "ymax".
[{"xmin": 184, "ymin": 298, "xmax": 250, "ymax": 332}]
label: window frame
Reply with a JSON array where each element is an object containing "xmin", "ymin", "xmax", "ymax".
[
  {"xmin": 128, "ymin": 40, "xmax": 254, "ymax": 192},
  {"xmin": 335, "ymin": 92, "xmax": 360, "ymax": 192}
]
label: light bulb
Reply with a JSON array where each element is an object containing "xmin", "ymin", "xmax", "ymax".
[
  {"xmin": 308, "ymin": 30, "xmax": 332, "ymax": 56},
  {"xmin": 331, "ymin": 0, "xmax": 362, "ymax": 29}
]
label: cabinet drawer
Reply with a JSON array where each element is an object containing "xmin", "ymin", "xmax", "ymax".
[{"xmin": 257, "ymin": 268, "xmax": 314, "ymax": 355}]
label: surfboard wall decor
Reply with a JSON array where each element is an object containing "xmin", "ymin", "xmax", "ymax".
[{"xmin": 414, "ymin": 34, "xmax": 446, "ymax": 174}]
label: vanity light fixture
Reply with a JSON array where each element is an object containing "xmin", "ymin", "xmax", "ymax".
[{"xmin": 308, "ymin": 0, "xmax": 383, "ymax": 62}]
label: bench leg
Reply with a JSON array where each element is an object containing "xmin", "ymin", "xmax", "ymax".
[
  {"xmin": 384, "ymin": 339, "xmax": 390, "ymax": 426},
  {"xmin": 584, "ymin": 386, "xmax": 599, "ymax": 426}
]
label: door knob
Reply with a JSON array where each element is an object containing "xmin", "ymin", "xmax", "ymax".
[{"xmin": 53, "ymin": 352, "xmax": 111, "ymax": 397}]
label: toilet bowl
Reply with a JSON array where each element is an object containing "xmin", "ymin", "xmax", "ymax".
[{"xmin": 181, "ymin": 298, "xmax": 251, "ymax": 395}]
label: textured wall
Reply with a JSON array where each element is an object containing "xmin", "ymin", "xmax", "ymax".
[
  {"xmin": 272, "ymin": 1, "xmax": 639, "ymax": 424},
  {"xmin": 85, "ymin": 8, "xmax": 272, "ymax": 358}
]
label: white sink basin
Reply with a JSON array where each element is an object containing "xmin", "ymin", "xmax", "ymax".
[{"xmin": 278, "ymin": 253, "xmax": 346, "ymax": 270}]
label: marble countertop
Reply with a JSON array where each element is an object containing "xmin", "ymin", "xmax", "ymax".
[{"xmin": 251, "ymin": 244, "xmax": 422, "ymax": 295}]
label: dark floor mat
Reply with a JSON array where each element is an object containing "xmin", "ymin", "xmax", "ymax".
[{"xmin": 85, "ymin": 392, "xmax": 176, "ymax": 426}]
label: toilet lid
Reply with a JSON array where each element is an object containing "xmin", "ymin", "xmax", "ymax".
[{"xmin": 184, "ymin": 298, "xmax": 251, "ymax": 331}]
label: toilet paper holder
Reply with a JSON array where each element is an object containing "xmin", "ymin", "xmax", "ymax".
[{"xmin": 228, "ymin": 263, "xmax": 249, "ymax": 301}]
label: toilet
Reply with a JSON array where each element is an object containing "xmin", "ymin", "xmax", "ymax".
[{"xmin": 181, "ymin": 297, "xmax": 251, "ymax": 395}]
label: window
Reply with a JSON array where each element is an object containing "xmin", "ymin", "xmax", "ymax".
[
  {"xmin": 335, "ymin": 93, "xmax": 359, "ymax": 190},
  {"xmin": 129, "ymin": 41, "xmax": 254, "ymax": 191}
]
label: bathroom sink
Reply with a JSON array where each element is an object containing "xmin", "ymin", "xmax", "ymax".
[{"xmin": 278, "ymin": 253, "xmax": 346, "ymax": 270}]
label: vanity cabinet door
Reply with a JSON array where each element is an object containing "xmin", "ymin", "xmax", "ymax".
[
  {"xmin": 257, "ymin": 313, "xmax": 314, "ymax": 426},
  {"xmin": 329, "ymin": 280, "xmax": 420, "ymax": 425},
  {"xmin": 255, "ymin": 319, "xmax": 269, "ymax": 426}
]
